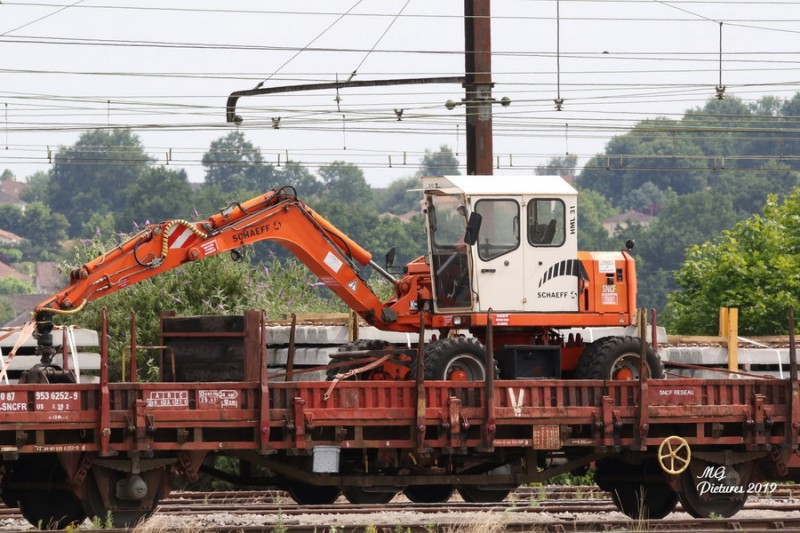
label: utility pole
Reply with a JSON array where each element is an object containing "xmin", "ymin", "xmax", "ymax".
[{"xmin": 464, "ymin": 0, "xmax": 493, "ymax": 176}]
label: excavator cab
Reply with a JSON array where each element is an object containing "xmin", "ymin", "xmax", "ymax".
[{"xmin": 423, "ymin": 175, "xmax": 580, "ymax": 314}]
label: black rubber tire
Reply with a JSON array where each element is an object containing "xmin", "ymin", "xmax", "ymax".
[
  {"xmin": 327, "ymin": 339, "xmax": 390, "ymax": 381},
  {"xmin": 575, "ymin": 336, "xmax": 664, "ymax": 380},
  {"xmin": 342, "ymin": 486, "xmax": 397, "ymax": 504},
  {"xmin": 410, "ymin": 337, "xmax": 490, "ymax": 381},
  {"xmin": 403, "ymin": 484, "xmax": 455, "ymax": 503}
]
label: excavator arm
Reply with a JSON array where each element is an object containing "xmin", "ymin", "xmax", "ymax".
[{"xmin": 35, "ymin": 187, "xmax": 403, "ymax": 355}]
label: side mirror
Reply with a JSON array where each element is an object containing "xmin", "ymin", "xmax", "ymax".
[
  {"xmin": 464, "ymin": 212, "xmax": 482, "ymax": 246},
  {"xmin": 385, "ymin": 246, "xmax": 397, "ymax": 268}
]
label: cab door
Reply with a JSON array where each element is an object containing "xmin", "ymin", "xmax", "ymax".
[
  {"xmin": 472, "ymin": 197, "xmax": 525, "ymax": 312},
  {"xmin": 523, "ymin": 197, "xmax": 579, "ymax": 312}
]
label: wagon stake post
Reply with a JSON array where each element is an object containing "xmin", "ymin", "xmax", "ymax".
[
  {"xmin": 635, "ymin": 308, "xmax": 650, "ymax": 451},
  {"xmin": 482, "ymin": 308, "xmax": 496, "ymax": 451},
  {"xmin": 790, "ymin": 308, "xmax": 800, "ymax": 450},
  {"xmin": 415, "ymin": 309, "xmax": 426, "ymax": 453}
]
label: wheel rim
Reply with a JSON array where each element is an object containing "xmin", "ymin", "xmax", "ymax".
[
  {"xmin": 443, "ymin": 354, "xmax": 485, "ymax": 381},
  {"xmin": 610, "ymin": 353, "xmax": 644, "ymax": 380},
  {"xmin": 678, "ymin": 459, "xmax": 751, "ymax": 518}
]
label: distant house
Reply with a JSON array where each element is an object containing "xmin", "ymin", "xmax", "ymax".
[
  {"xmin": 0, "ymin": 190, "xmax": 24, "ymax": 209},
  {"xmin": 0, "ymin": 229, "xmax": 23, "ymax": 246},
  {"xmin": 602, "ymin": 210, "xmax": 654, "ymax": 235},
  {"xmin": 0, "ymin": 180, "xmax": 27, "ymax": 202},
  {"xmin": 0, "ymin": 261, "xmax": 31, "ymax": 284},
  {"xmin": 35, "ymin": 262, "xmax": 65, "ymax": 294}
]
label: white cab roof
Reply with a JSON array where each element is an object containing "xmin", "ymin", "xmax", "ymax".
[{"xmin": 422, "ymin": 175, "xmax": 577, "ymax": 196}]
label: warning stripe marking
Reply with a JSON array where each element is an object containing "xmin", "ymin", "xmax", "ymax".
[{"xmin": 168, "ymin": 227, "xmax": 197, "ymax": 249}]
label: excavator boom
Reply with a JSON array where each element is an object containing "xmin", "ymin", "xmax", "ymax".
[{"xmin": 36, "ymin": 188, "xmax": 398, "ymax": 330}]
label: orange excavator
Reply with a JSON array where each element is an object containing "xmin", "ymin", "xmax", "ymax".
[{"xmin": 33, "ymin": 175, "xmax": 662, "ymax": 383}]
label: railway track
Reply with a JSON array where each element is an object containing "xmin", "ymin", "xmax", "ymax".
[{"xmin": 3, "ymin": 485, "xmax": 800, "ymax": 531}]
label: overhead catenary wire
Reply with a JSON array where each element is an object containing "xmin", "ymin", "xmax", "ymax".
[{"xmin": 3, "ymin": 1, "xmax": 800, "ymax": 183}]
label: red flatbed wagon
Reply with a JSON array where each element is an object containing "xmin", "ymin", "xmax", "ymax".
[{"xmin": 1, "ymin": 310, "xmax": 797, "ymax": 529}]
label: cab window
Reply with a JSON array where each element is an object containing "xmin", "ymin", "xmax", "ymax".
[
  {"xmin": 528, "ymin": 199, "xmax": 565, "ymax": 246},
  {"xmin": 475, "ymin": 199, "xmax": 520, "ymax": 261}
]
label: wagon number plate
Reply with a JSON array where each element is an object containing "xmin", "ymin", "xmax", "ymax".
[{"xmin": 34, "ymin": 391, "xmax": 80, "ymax": 412}]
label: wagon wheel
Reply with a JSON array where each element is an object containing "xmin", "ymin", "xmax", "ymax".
[
  {"xmin": 286, "ymin": 482, "xmax": 340, "ymax": 505},
  {"xmin": 610, "ymin": 483, "xmax": 679, "ymax": 520},
  {"xmin": 83, "ymin": 466, "xmax": 167, "ymax": 528},
  {"xmin": 17, "ymin": 489, "xmax": 86, "ymax": 530},
  {"xmin": 11, "ymin": 454, "xmax": 86, "ymax": 530},
  {"xmin": 342, "ymin": 486, "xmax": 397, "ymax": 504},
  {"xmin": 678, "ymin": 458, "xmax": 752, "ymax": 518},
  {"xmin": 403, "ymin": 485, "xmax": 455, "ymax": 503},
  {"xmin": 658, "ymin": 436, "xmax": 691, "ymax": 475},
  {"xmin": 596, "ymin": 458, "xmax": 678, "ymax": 520},
  {"xmin": 456, "ymin": 485, "xmax": 512, "ymax": 503},
  {"xmin": 456, "ymin": 464, "xmax": 515, "ymax": 503}
]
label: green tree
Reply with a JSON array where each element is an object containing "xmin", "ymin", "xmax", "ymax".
[
  {"xmin": 417, "ymin": 145, "xmax": 460, "ymax": 176},
  {"xmin": 20, "ymin": 171, "xmax": 50, "ymax": 203},
  {"xmin": 375, "ymin": 176, "xmax": 422, "ymax": 215},
  {"xmin": 633, "ymin": 191, "xmax": 738, "ymax": 311},
  {"xmin": 21, "ymin": 202, "xmax": 69, "ymax": 260},
  {"xmin": 1, "ymin": 170, "xmax": 15, "ymax": 182},
  {"xmin": 621, "ymin": 181, "xmax": 664, "ymax": 214},
  {"xmin": 664, "ymin": 191, "xmax": 800, "ymax": 335},
  {"xmin": 575, "ymin": 188, "xmax": 615, "ymax": 251},
  {"xmin": 0, "ymin": 202, "xmax": 68, "ymax": 260},
  {"xmin": 275, "ymin": 161, "xmax": 322, "ymax": 197},
  {"xmin": 116, "ymin": 167, "xmax": 194, "ymax": 232},
  {"xmin": 318, "ymin": 161, "xmax": 372, "ymax": 205},
  {"xmin": 578, "ymin": 118, "xmax": 709, "ymax": 205},
  {"xmin": 0, "ymin": 277, "xmax": 35, "ymax": 295},
  {"xmin": 536, "ymin": 154, "xmax": 578, "ymax": 176},
  {"xmin": 0, "ymin": 204, "xmax": 23, "ymax": 235},
  {"xmin": 202, "ymin": 131, "xmax": 274, "ymax": 193},
  {"xmin": 49, "ymin": 129, "xmax": 152, "ymax": 236}
]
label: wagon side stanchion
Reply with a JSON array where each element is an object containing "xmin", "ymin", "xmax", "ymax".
[
  {"xmin": 482, "ymin": 308, "xmax": 496, "ymax": 452},
  {"xmin": 259, "ymin": 310, "xmax": 271, "ymax": 453},
  {"xmin": 99, "ymin": 307, "xmax": 111, "ymax": 456},
  {"xmin": 790, "ymin": 308, "xmax": 799, "ymax": 452},
  {"xmin": 415, "ymin": 309, "xmax": 426, "ymax": 454},
  {"xmin": 285, "ymin": 313, "xmax": 297, "ymax": 381},
  {"xmin": 635, "ymin": 308, "xmax": 650, "ymax": 451}
]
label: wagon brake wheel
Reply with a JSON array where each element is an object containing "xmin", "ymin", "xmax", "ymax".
[{"xmin": 658, "ymin": 435, "xmax": 691, "ymax": 474}]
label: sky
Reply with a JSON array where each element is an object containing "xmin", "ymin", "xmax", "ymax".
[{"xmin": 2, "ymin": 0, "xmax": 800, "ymax": 188}]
